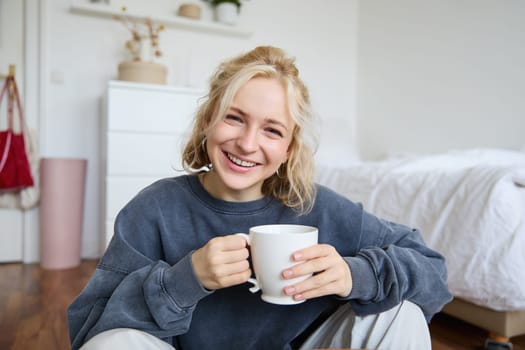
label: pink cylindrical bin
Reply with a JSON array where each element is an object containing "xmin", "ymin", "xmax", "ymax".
[{"xmin": 39, "ymin": 158, "xmax": 87, "ymax": 269}]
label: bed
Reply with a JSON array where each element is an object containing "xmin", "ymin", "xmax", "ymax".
[{"xmin": 316, "ymin": 148, "xmax": 525, "ymax": 348}]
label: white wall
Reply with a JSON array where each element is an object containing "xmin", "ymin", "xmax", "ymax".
[
  {"xmin": 357, "ymin": 0, "xmax": 525, "ymax": 160},
  {"xmin": 39, "ymin": 0, "xmax": 357, "ymax": 258}
]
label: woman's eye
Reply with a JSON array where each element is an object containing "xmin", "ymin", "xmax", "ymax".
[
  {"xmin": 266, "ymin": 128, "xmax": 283, "ymax": 138},
  {"xmin": 225, "ymin": 114, "xmax": 243, "ymax": 123}
]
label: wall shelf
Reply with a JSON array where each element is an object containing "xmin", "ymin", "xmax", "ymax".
[{"xmin": 70, "ymin": 0, "xmax": 252, "ymax": 38}]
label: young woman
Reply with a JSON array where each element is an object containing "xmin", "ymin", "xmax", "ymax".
[{"xmin": 68, "ymin": 46, "xmax": 452, "ymax": 350}]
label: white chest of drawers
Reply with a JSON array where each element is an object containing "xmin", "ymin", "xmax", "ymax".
[{"xmin": 101, "ymin": 81, "xmax": 203, "ymax": 246}]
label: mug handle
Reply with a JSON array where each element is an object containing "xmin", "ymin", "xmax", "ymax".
[{"xmin": 235, "ymin": 233, "xmax": 260, "ymax": 293}]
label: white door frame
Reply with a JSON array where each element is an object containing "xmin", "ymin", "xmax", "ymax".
[
  {"xmin": 0, "ymin": 0, "xmax": 26, "ymax": 262},
  {"xmin": 20, "ymin": 0, "xmax": 47, "ymax": 263}
]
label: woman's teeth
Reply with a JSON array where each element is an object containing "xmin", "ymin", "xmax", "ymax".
[{"xmin": 227, "ymin": 153, "xmax": 256, "ymax": 167}]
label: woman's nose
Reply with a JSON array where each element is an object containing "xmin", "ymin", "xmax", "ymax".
[{"xmin": 236, "ymin": 128, "xmax": 258, "ymax": 153}]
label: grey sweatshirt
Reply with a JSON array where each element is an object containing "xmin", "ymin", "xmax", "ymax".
[{"xmin": 68, "ymin": 174, "xmax": 452, "ymax": 350}]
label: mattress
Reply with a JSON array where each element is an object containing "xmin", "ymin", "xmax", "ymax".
[{"xmin": 316, "ymin": 148, "xmax": 525, "ymax": 311}]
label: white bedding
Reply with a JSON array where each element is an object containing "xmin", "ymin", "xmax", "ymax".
[{"xmin": 316, "ymin": 149, "xmax": 525, "ymax": 311}]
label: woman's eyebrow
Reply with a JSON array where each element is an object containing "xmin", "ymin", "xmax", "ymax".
[{"xmin": 230, "ymin": 106, "xmax": 247, "ymax": 116}]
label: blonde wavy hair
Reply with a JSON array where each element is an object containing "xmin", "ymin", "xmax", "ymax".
[{"xmin": 182, "ymin": 46, "xmax": 318, "ymax": 214}]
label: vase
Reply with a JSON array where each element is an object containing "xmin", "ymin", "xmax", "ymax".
[
  {"xmin": 118, "ymin": 61, "xmax": 167, "ymax": 85},
  {"xmin": 40, "ymin": 158, "xmax": 87, "ymax": 269},
  {"xmin": 139, "ymin": 37, "xmax": 153, "ymax": 62},
  {"xmin": 215, "ymin": 2, "xmax": 238, "ymax": 25}
]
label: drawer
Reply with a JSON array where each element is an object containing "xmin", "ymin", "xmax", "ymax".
[
  {"xmin": 106, "ymin": 132, "xmax": 186, "ymax": 176},
  {"xmin": 103, "ymin": 81, "xmax": 200, "ymax": 248},
  {"xmin": 107, "ymin": 85, "xmax": 201, "ymax": 133}
]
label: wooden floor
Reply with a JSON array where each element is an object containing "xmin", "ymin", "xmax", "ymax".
[{"xmin": 0, "ymin": 260, "xmax": 524, "ymax": 350}]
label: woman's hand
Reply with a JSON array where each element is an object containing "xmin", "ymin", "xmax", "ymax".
[
  {"xmin": 191, "ymin": 235, "xmax": 251, "ymax": 290},
  {"xmin": 282, "ymin": 244, "xmax": 352, "ymax": 302}
]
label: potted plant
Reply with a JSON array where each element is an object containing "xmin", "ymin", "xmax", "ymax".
[{"xmin": 203, "ymin": 0, "xmax": 244, "ymax": 25}]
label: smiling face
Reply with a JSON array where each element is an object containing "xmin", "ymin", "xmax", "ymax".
[{"xmin": 203, "ymin": 77, "xmax": 295, "ymax": 202}]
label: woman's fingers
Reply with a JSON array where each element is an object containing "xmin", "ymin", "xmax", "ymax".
[
  {"xmin": 198, "ymin": 235, "xmax": 249, "ymax": 264},
  {"xmin": 282, "ymin": 244, "xmax": 352, "ymax": 299},
  {"xmin": 293, "ymin": 244, "xmax": 335, "ymax": 262},
  {"xmin": 192, "ymin": 235, "xmax": 251, "ymax": 290},
  {"xmin": 208, "ymin": 259, "xmax": 250, "ymax": 278},
  {"xmin": 282, "ymin": 244, "xmax": 337, "ymax": 278}
]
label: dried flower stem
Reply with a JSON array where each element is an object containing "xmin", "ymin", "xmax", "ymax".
[{"xmin": 114, "ymin": 6, "xmax": 165, "ymax": 62}]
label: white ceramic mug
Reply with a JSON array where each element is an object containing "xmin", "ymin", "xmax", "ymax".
[{"xmin": 237, "ymin": 224, "xmax": 318, "ymax": 305}]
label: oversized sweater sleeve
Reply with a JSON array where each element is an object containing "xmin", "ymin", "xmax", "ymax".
[
  {"xmin": 67, "ymin": 191, "xmax": 212, "ymax": 350},
  {"xmin": 342, "ymin": 206, "xmax": 452, "ymax": 322}
]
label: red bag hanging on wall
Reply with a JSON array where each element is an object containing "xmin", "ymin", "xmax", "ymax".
[{"xmin": 0, "ymin": 75, "xmax": 34, "ymax": 190}]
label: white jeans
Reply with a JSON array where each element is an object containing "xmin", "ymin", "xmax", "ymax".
[
  {"xmin": 299, "ymin": 300, "xmax": 431, "ymax": 349},
  {"xmin": 80, "ymin": 301, "xmax": 430, "ymax": 350}
]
